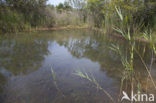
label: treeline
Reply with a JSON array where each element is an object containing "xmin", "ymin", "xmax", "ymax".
[
  {"xmin": 85, "ymin": 0, "xmax": 156, "ymax": 33},
  {"xmin": 0, "ymin": 0, "xmax": 54, "ymax": 33},
  {"xmin": 0, "ymin": 0, "xmax": 156, "ymax": 33},
  {"xmin": 0, "ymin": 0, "xmax": 86, "ymax": 33}
]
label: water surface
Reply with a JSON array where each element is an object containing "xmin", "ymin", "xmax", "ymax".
[{"xmin": 0, "ymin": 29, "xmax": 156, "ymax": 103}]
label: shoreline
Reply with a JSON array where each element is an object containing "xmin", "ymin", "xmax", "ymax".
[
  {"xmin": 1, "ymin": 25, "xmax": 155, "ymax": 43},
  {"xmin": 33, "ymin": 25, "xmax": 89, "ymax": 31},
  {"xmin": 91, "ymin": 27, "xmax": 155, "ymax": 43}
]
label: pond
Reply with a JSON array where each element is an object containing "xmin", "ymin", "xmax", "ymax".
[{"xmin": 0, "ymin": 29, "xmax": 156, "ymax": 103}]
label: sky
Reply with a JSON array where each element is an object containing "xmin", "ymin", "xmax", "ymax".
[{"xmin": 47, "ymin": 0, "xmax": 66, "ymax": 6}]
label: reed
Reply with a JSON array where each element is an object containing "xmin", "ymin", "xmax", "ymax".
[
  {"xmin": 74, "ymin": 70, "xmax": 115, "ymax": 103},
  {"xmin": 111, "ymin": 7, "xmax": 156, "ymax": 96},
  {"xmin": 51, "ymin": 68, "xmax": 65, "ymax": 97}
]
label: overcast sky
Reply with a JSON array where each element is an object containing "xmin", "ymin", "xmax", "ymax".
[{"xmin": 47, "ymin": 0, "xmax": 66, "ymax": 6}]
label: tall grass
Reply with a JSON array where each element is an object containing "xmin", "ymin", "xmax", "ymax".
[
  {"xmin": 74, "ymin": 70, "xmax": 115, "ymax": 103},
  {"xmin": 111, "ymin": 6, "xmax": 156, "ymax": 92},
  {"xmin": 51, "ymin": 68, "xmax": 65, "ymax": 97},
  {"xmin": 112, "ymin": 7, "xmax": 135, "ymax": 71}
]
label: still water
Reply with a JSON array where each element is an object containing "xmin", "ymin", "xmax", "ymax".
[{"xmin": 0, "ymin": 29, "xmax": 156, "ymax": 103}]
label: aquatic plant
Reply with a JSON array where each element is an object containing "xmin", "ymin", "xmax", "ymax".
[
  {"xmin": 143, "ymin": 30, "xmax": 156, "ymax": 54},
  {"xmin": 110, "ymin": 44, "xmax": 133, "ymax": 71},
  {"xmin": 111, "ymin": 7, "xmax": 135, "ymax": 71},
  {"xmin": 74, "ymin": 70, "xmax": 115, "ymax": 103},
  {"xmin": 111, "ymin": 7, "xmax": 156, "ymax": 102},
  {"xmin": 141, "ymin": 30, "xmax": 156, "ymax": 89},
  {"xmin": 51, "ymin": 68, "xmax": 65, "ymax": 97}
]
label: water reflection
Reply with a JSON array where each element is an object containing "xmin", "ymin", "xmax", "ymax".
[
  {"xmin": 0, "ymin": 30, "xmax": 155, "ymax": 103},
  {"xmin": 0, "ymin": 34, "xmax": 49, "ymax": 75}
]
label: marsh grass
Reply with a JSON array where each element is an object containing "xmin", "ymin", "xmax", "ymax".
[
  {"xmin": 110, "ymin": 44, "xmax": 133, "ymax": 71},
  {"xmin": 142, "ymin": 31, "xmax": 156, "ymax": 91},
  {"xmin": 74, "ymin": 70, "xmax": 115, "ymax": 103},
  {"xmin": 111, "ymin": 7, "xmax": 156, "ymax": 102},
  {"xmin": 113, "ymin": 7, "xmax": 135, "ymax": 71},
  {"xmin": 134, "ymin": 48, "xmax": 156, "ymax": 90},
  {"xmin": 51, "ymin": 68, "xmax": 65, "ymax": 97}
]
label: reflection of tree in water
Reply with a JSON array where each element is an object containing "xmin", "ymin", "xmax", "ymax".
[
  {"xmin": 60, "ymin": 31, "xmax": 156, "ymax": 94},
  {"xmin": 62, "ymin": 33, "xmax": 126, "ymax": 76},
  {"xmin": 0, "ymin": 30, "xmax": 155, "ymax": 102},
  {"xmin": 0, "ymin": 73, "xmax": 6, "ymax": 92},
  {"xmin": 0, "ymin": 35, "xmax": 49, "ymax": 75}
]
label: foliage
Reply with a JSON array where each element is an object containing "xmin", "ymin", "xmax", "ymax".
[
  {"xmin": 86, "ymin": 0, "xmax": 156, "ymax": 32},
  {"xmin": 56, "ymin": 2, "xmax": 72, "ymax": 12},
  {"xmin": 0, "ymin": 0, "xmax": 155, "ymax": 33},
  {"xmin": 0, "ymin": 0, "xmax": 54, "ymax": 33}
]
